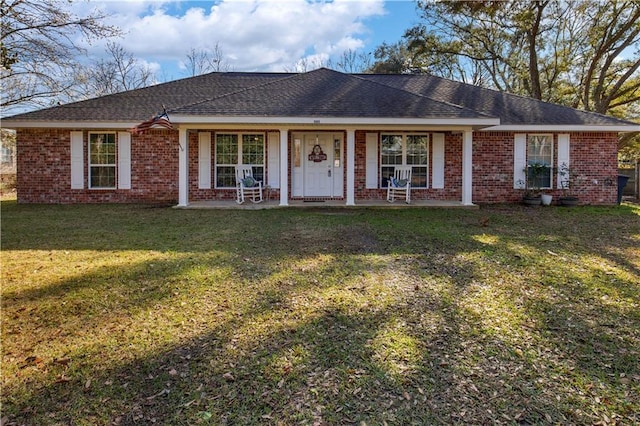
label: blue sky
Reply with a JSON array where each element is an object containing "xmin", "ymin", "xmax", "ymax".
[{"xmin": 77, "ymin": 0, "xmax": 421, "ymax": 81}]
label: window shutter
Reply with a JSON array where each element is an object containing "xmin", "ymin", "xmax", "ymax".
[
  {"xmin": 557, "ymin": 134, "xmax": 570, "ymax": 189},
  {"xmin": 70, "ymin": 131, "xmax": 84, "ymax": 189},
  {"xmin": 514, "ymin": 134, "xmax": 527, "ymax": 189},
  {"xmin": 365, "ymin": 133, "xmax": 378, "ymax": 188},
  {"xmin": 118, "ymin": 132, "xmax": 131, "ymax": 189},
  {"xmin": 432, "ymin": 133, "xmax": 445, "ymax": 189},
  {"xmin": 267, "ymin": 132, "xmax": 280, "ymax": 188},
  {"xmin": 198, "ymin": 132, "xmax": 211, "ymax": 189}
]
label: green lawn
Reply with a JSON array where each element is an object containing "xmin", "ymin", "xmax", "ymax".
[{"xmin": 1, "ymin": 201, "xmax": 639, "ymax": 425}]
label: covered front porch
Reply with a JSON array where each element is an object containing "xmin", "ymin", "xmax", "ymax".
[{"xmin": 175, "ymin": 124, "xmax": 488, "ymax": 209}]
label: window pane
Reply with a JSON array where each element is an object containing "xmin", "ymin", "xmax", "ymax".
[
  {"xmin": 216, "ymin": 166, "xmax": 236, "ymax": 187},
  {"xmin": 381, "ymin": 166, "xmax": 395, "ymax": 187},
  {"xmin": 381, "ymin": 135, "xmax": 402, "ymax": 165},
  {"xmin": 380, "ymin": 134, "xmax": 430, "ymax": 187},
  {"xmin": 252, "ymin": 166, "xmax": 264, "ymax": 182},
  {"xmin": 527, "ymin": 166, "xmax": 551, "ymax": 188},
  {"xmin": 89, "ymin": 133, "xmax": 116, "ymax": 188},
  {"xmin": 216, "ymin": 134, "xmax": 238, "ymax": 165},
  {"xmin": 90, "ymin": 166, "xmax": 115, "ymax": 188},
  {"xmin": 242, "ymin": 134, "xmax": 264, "ymax": 165},
  {"xmin": 527, "ymin": 135, "xmax": 553, "ymax": 188},
  {"xmin": 527, "ymin": 135, "xmax": 552, "ymax": 166},
  {"xmin": 90, "ymin": 133, "xmax": 116, "ymax": 165},
  {"xmin": 411, "ymin": 166, "xmax": 428, "ymax": 188},
  {"xmin": 215, "ymin": 133, "xmax": 265, "ymax": 188},
  {"xmin": 406, "ymin": 135, "xmax": 428, "ymax": 165}
]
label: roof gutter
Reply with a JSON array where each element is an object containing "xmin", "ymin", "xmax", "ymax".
[
  {"xmin": 1, "ymin": 120, "xmax": 136, "ymax": 129},
  {"xmin": 484, "ymin": 124, "xmax": 640, "ymax": 132},
  {"xmin": 5, "ymin": 120, "xmax": 636, "ymax": 133},
  {"xmin": 1, "ymin": 116, "xmax": 501, "ymax": 130}
]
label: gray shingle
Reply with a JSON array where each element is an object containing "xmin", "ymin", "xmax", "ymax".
[
  {"xmin": 4, "ymin": 72, "xmax": 288, "ymax": 122},
  {"xmin": 172, "ymin": 68, "xmax": 490, "ymax": 119},
  {"xmin": 360, "ymin": 73, "xmax": 633, "ymax": 126},
  {"xmin": 3, "ymin": 68, "xmax": 633, "ymax": 126}
]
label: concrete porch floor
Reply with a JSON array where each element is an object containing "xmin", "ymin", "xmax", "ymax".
[{"xmin": 178, "ymin": 199, "xmax": 478, "ymax": 209}]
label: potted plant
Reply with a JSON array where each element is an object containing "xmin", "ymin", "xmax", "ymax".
[
  {"xmin": 522, "ymin": 187, "xmax": 542, "ymax": 206},
  {"xmin": 521, "ymin": 162, "xmax": 549, "ymax": 206},
  {"xmin": 558, "ymin": 162, "xmax": 579, "ymax": 206}
]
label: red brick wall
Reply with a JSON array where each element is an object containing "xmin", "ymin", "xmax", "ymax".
[
  {"xmin": 16, "ymin": 128, "xmax": 178, "ymax": 203},
  {"xmin": 471, "ymin": 132, "xmax": 619, "ymax": 204},
  {"xmin": 16, "ymin": 128, "xmax": 619, "ymax": 205},
  {"xmin": 472, "ymin": 132, "xmax": 520, "ymax": 203},
  {"xmin": 563, "ymin": 132, "xmax": 618, "ymax": 204},
  {"xmin": 130, "ymin": 129, "xmax": 179, "ymax": 203}
]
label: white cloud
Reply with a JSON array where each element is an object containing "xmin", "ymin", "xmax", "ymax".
[{"xmin": 78, "ymin": 0, "xmax": 386, "ymax": 77}]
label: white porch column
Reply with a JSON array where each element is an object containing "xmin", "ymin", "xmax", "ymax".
[
  {"xmin": 279, "ymin": 129, "xmax": 289, "ymax": 206},
  {"xmin": 178, "ymin": 127, "xmax": 189, "ymax": 207},
  {"xmin": 346, "ymin": 129, "xmax": 356, "ymax": 206},
  {"xmin": 462, "ymin": 129, "xmax": 473, "ymax": 206}
]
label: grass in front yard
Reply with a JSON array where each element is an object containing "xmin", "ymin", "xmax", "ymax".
[{"xmin": 1, "ymin": 202, "xmax": 639, "ymax": 425}]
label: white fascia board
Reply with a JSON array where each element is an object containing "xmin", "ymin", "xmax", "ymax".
[
  {"xmin": 484, "ymin": 124, "xmax": 640, "ymax": 132},
  {"xmin": 176, "ymin": 123, "xmax": 485, "ymax": 132},
  {"xmin": 2, "ymin": 116, "xmax": 502, "ymax": 130},
  {"xmin": 1, "ymin": 121, "xmax": 137, "ymax": 129},
  {"xmin": 170, "ymin": 115, "xmax": 500, "ymax": 127}
]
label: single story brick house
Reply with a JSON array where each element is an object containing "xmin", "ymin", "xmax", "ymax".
[{"xmin": 3, "ymin": 68, "xmax": 638, "ymax": 206}]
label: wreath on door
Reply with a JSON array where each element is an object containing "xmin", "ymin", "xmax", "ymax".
[{"xmin": 308, "ymin": 144, "xmax": 327, "ymax": 162}]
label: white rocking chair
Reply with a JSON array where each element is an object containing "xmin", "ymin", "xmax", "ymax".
[
  {"xmin": 386, "ymin": 166, "xmax": 412, "ymax": 204},
  {"xmin": 235, "ymin": 165, "xmax": 263, "ymax": 204}
]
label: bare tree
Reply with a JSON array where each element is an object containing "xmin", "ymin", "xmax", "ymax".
[
  {"xmin": 1, "ymin": 0, "xmax": 120, "ymax": 113},
  {"xmin": 208, "ymin": 43, "xmax": 229, "ymax": 72},
  {"xmin": 185, "ymin": 48, "xmax": 211, "ymax": 76},
  {"xmin": 75, "ymin": 42, "xmax": 155, "ymax": 97},
  {"xmin": 334, "ymin": 49, "xmax": 373, "ymax": 73},
  {"xmin": 284, "ymin": 56, "xmax": 332, "ymax": 73},
  {"xmin": 184, "ymin": 43, "xmax": 230, "ymax": 76}
]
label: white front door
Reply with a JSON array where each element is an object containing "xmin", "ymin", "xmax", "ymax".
[{"xmin": 304, "ymin": 134, "xmax": 333, "ymax": 197}]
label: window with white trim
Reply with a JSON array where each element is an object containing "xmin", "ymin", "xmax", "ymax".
[
  {"xmin": 89, "ymin": 132, "xmax": 116, "ymax": 189},
  {"xmin": 381, "ymin": 134, "xmax": 429, "ymax": 188},
  {"xmin": 215, "ymin": 133, "xmax": 265, "ymax": 188},
  {"xmin": 526, "ymin": 134, "xmax": 553, "ymax": 189}
]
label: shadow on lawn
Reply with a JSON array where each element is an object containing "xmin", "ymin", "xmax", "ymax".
[
  {"xmin": 2, "ymin": 204, "xmax": 639, "ymax": 424},
  {"xmin": 6, "ymin": 254, "xmax": 638, "ymax": 424}
]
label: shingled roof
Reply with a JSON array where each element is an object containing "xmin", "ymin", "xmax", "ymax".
[
  {"xmin": 171, "ymin": 68, "xmax": 488, "ymax": 119},
  {"xmin": 360, "ymin": 73, "xmax": 633, "ymax": 126},
  {"xmin": 3, "ymin": 72, "xmax": 288, "ymax": 122},
  {"xmin": 3, "ymin": 68, "xmax": 636, "ymax": 129}
]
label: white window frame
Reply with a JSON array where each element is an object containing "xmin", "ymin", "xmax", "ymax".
[
  {"xmin": 526, "ymin": 134, "xmax": 554, "ymax": 189},
  {"xmin": 88, "ymin": 132, "xmax": 117, "ymax": 189},
  {"xmin": 380, "ymin": 133, "xmax": 430, "ymax": 188},
  {"xmin": 214, "ymin": 132, "xmax": 265, "ymax": 188}
]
